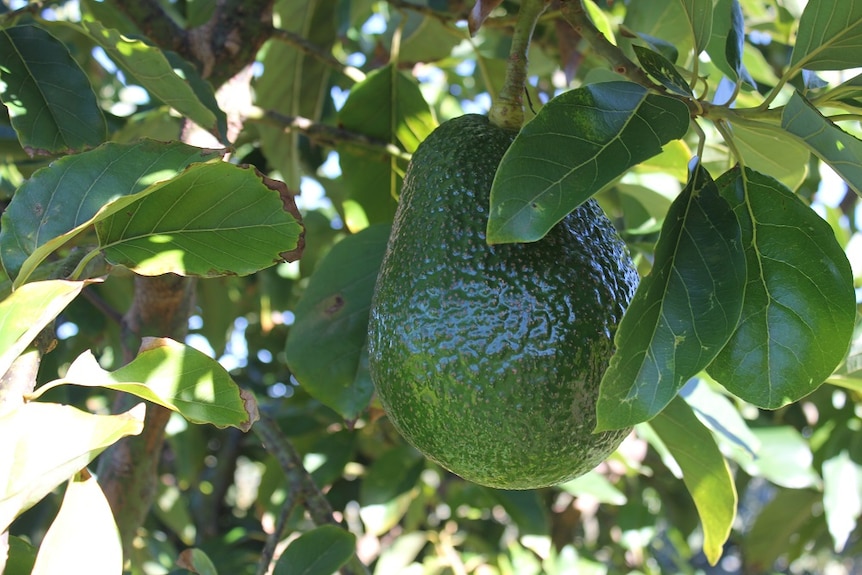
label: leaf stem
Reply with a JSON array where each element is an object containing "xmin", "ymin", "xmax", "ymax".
[{"xmin": 488, "ymin": 0, "xmax": 549, "ymax": 130}]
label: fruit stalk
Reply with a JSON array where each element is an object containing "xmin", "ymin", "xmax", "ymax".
[{"xmin": 488, "ymin": 0, "xmax": 549, "ymax": 130}]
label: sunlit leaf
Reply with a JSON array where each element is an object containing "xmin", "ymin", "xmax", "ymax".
[
  {"xmin": 559, "ymin": 470, "xmax": 627, "ymax": 505},
  {"xmin": 727, "ymin": 120, "xmax": 809, "ymax": 191},
  {"xmin": 487, "ymin": 81, "xmax": 689, "ymax": 244},
  {"xmin": 597, "ymin": 163, "xmax": 745, "ymax": 430},
  {"xmin": 273, "ymin": 525, "xmax": 356, "ymax": 575},
  {"xmin": 822, "ymin": 450, "xmax": 862, "ymax": 552},
  {"xmin": 285, "ymin": 224, "xmax": 390, "ymax": 419},
  {"xmin": 790, "ymin": 0, "xmax": 862, "ymax": 71},
  {"xmin": 31, "ymin": 470, "xmax": 122, "ymax": 575},
  {"xmin": 707, "ymin": 167, "xmax": 855, "ymax": 408},
  {"xmin": 77, "ymin": 20, "xmax": 219, "ymax": 134},
  {"xmin": 649, "ymin": 396, "xmax": 736, "ymax": 566},
  {"xmin": 781, "ymin": 91, "xmax": 862, "ymax": 195},
  {"xmin": 0, "ymin": 139, "xmax": 224, "ymax": 285},
  {"xmin": 96, "ymin": 162, "xmax": 304, "ymax": 277},
  {"xmin": 624, "ymin": 0, "xmax": 693, "ymax": 62},
  {"xmin": 3, "ymin": 535, "xmax": 37, "ymax": 575},
  {"xmin": 0, "ymin": 402, "xmax": 144, "ymax": 533},
  {"xmin": 34, "ymin": 338, "xmax": 259, "ymax": 431},
  {"xmin": 0, "ymin": 25, "xmax": 106, "ymax": 155},
  {"xmin": 740, "ymin": 427, "xmax": 821, "ymax": 489},
  {"xmin": 0, "ymin": 280, "xmax": 87, "ymax": 380},
  {"xmin": 679, "ymin": 378, "xmax": 759, "ymax": 460}
]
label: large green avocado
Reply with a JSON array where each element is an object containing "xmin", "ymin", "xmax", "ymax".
[{"xmin": 368, "ymin": 114, "xmax": 639, "ymax": 489}]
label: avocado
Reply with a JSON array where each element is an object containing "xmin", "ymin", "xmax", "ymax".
[{"xmin": 368, "ymin": 114, "xmax": 639, "ymax": 489}]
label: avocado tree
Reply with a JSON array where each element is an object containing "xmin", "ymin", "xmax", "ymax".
[{"xmin": 1, "ymin": 0, "xmax": 861, "ymax": 573}]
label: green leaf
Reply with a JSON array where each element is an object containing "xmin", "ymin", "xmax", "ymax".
[
  {"xmin": 740, "ymin": 427, "xmax": 820, "ymax": 489},
  {"xmin": 781, "ymin": 91, "xmax": 862, "ymax": 195},
  {"xmin": 714, "ymin": 0, "xmax": 755, "ymax": 86},
  {"xmin": 75, "ymin": 20, "xmax": 219, "ymax": 134},
  {"xmin": 487, "ymin": 81, "xmax": 689, "ymax": 244},
  {"xmin": 96, "ymin": 162, "xmax": 304, "ymax": 277},
  {"xmin": 624, "ymin": 0, "xmax": 693, "ymax": 62},
  {"xmin": 485, "ymin": 489, "xmax": 550, "ymax": 535},
  {"xmin": 34, "ymin": 338, "xmax": 259, "ymax": 431},
  {"xmin": 790, "ymin": 0, "xmax": 862, "ymax": 71},
  {"xmin": 707, "ymin": 167, "xmax": 855, "ymax": 408},
  {"xmin": 4, "ymin": 535, "xmax": 37, "ymax": 575},
  {"xmin": 0, "ymin": 280, "xmax": 86, "ymax": 379},
  {"xmin": 678, "ymin": 0, "xmax": 713, "ymax": 54},
  {"xmin": 256, "ymin": 0, "xmax": 335, "ymax": 189},
  {"xmin": 0, "ymin": 25, "xmax": 106, "ymax": 156},
  {"xmin": 273, "ymin": 525, "xmax": 356, "ymax": 575},
  {"xmin": 727, "ymin": 120, "xmax": 809, "ymax": 191},
  {"xmin": 742, "ymin": 488, "xmax": 821, "ymax": 572},
  {"xmin": 0, "ymin": 139, "xmax": 223, "ymax": 284},
  {"xmin": 648, "ymin": 396, "xmax": 736, "ymax": 566},
  {"xmin": 338, "ymin": 65, "xmax": 437, "ymax": 224},
  {"xmin": 559, "ymin": 470, "xmax": 627, "ymax": 505},
  {"xmin": 31, "ymin": 470, "xmax": 122, "ymax": 575},
  {"xmin": 359, "ymin": 444, "xmax": 424, "ymax": 506},
  {"xmin": 596, "ymin": 163, "xmax": 746, "ymax": 430},
  {"xmin": 822, "ymin": 450, "xmax": 862, "ymax": 551},
  {"xmin": 176, "ymin": 548, "xmax": 219, "ymax": 575},
  {"xmin": 633, "ymin": 45, "xmax": 692, "ymax": 96},
  {"xmin": 680, "ymin": 379, "xmax": 759, "ymax": 460},
  {"xmin": 285, "ymin": 224, "xmax": 390, "ymax": 419},
  {"xmin": 0, "ymin": 402, "xmax": 144, "ymax": 533}
]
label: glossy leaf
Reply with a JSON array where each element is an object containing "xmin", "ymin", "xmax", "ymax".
[
  {"xmin": 678, "ymin": 0, "xmax": 713, "ymax": 54},
  {"xmin": 708, "ymin": 167, "xmax": 855, "ymax": 408},
  {"xmin": 285, "ymin": 224, "xmax": 390, "ymax": 419},
  {"xmin": 0, "ymin": 25, "xmax": 106, "ymax": 155},
  {"xmin": 0, "ymin": 402, "xmax": 145, "ymax": 533},
  {"xmin": 273, "ymin": 525, "xmax": 356, "ymax": 575},
  {"xmin": 649, "ymin": 396, "xmax": 736, "ymax": 566},
  {"xmin": 781, "ymin": 91, "xmax": 862, "ymax": 195},
  {"xmin": 31, "ymin": 470, "xmax": 122, "ymax": 575},
  {"xmin": 743, "ymin": 488, "xmax": 821, "ymax": 572},
  {"xmin": 256, "ymin": 0, "xmax": 335, "ymax": 188},
  {"xmin": 35, "ymin": 338, "xmax": 259, "ymax": 431},
  {"xmin": 0, "ymin": 139, "xmax": 223, "ymax": 285},
  {"xmin": 727, "ymin": 120, "xmax": 809, "ymax": 191},
  {"xmin": 96, "ymin": 162, "xmax": 304, "ymax": 277},
  {"xmin": 338, "ymin": 65, "xmax": 437, "ymax": 224},
  {"xmin": 822, "ymin": 450, "xmax": 862, "ymax": 551},
  {"xmin": 0, "ymin": 280, "xmax": 86, "ymax": 380},
  {"xmin": 596, "ymin": 163, "xmax": 745, "ymax": 430},
  {"xmin": 633, "ymin": 45, "xmax": 692, "ymax": 96},
  {"xmin": 790, "ymin": 0, "xmax": 862, "ymax": 71},
  {"xmin": 78, "ymin": 20, "xmax": 219, "ymax": 133},
  {"xmin": 487, "ymin": 81, "xmax": 689, "ymax": 244}
]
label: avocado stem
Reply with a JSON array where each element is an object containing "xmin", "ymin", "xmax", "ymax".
[{"xmin": 488, "ymin": 0, "xmax": 549, "ymax": 131}]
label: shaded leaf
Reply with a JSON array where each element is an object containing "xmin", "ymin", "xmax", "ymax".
[
  {"xmin": 596, "ymin": 163, "xmax": 745, "ymax": 430},
  {"xmin": 487, "ymin": 81, "xmax": 689, "ymax": 244},
  {"xmin": 790, "ymin": 0, "xmax": 862, "ymax": 71},
  {"xmin": 707, "ymin": 167, "xmax": 855, "ymax": 408},
  {"xmin": 0, "ymin": 280, "xmax": 86, "ymax": 380},
  {"xmin": 4, "ymin": 535, "xmax": 37, "ymax": 575},
  {"xmin": 285, "ymin": 224, "xmax": 390, "ymax": 419},
  {"xmin": 31, "ymin": 470, "xmax": 122, "ymax": 575},
  {"xmin": 0, "ymin": 25, "xmax": 106, "ymax": 155},
  {"xmin": 0, "ymin": 139, "xmax": 224, "ymax": 285},
  {"xmin": 360, "ymin": 444, "xmax": 424, "ymax": 506},
  {"xmin": 678, "ymin": 0, "xmax": 713, "ymax": 54},
  {"xmin": 338, "ymin": 65, "xmax": 437, "ymax": 224},
  {"xmin": 485, "ymin": 489, "xmax": 550, "ymax": 535},
  {"xmin": 648, "ymin": 396, "xmax": 736, "ymax": 566},
  {"xmin": 743, "ymin": 488, "xmax": 821, "ymax": 572},
  {"xmin": 273, "ymin": 525, "xmax": 356, "ymax": 575},
  {"xmin": 256, "ymin": 0, "xmax": 335, "ymax": 189},
  {"xmin": 0, "ymin": 402, "xmax": 144, "ymax": 533},
  {"xmin": 96, "ymin": 162, "xmax": 304, "ymax": 277},
  {"xmin": 469, "ymin": 0, "xmax": 504, "ymax": 35},
  {"xmin": 34, "ymin": 338, "xmax": 259, "ymax": 431},
  {"xmin": 76, "ymin": 20, "xmax": 219, "ymax": 134},
  {"xmin": 623, "ymin": 0, "xmax": 693, "ymax": 62},
  {"xmin": 633, "ymin": 45, "xmax": 692, "ymax": 96},
  {"xmin": 781, "ymin": 91, "xmax": 862, "ymax": 195},
  {"xmin": 706, "ymin": 0, "xmax": 755, "ymax": 86},
  {"xmin": 822, "ymin": 450, "xmax": 862, "ymax": 552}
]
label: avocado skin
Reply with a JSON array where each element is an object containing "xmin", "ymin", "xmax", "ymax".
[{"xmin": 368, "ymin": 114, "xmax": 638, "ymax": 489}]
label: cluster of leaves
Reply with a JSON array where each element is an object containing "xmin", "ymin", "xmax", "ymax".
[{"xmin": 1, "ymin": 0, "xmax": 862, "ymax": 574}]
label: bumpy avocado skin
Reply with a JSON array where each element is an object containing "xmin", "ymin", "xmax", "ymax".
[{"xmin": 368, "ymin": 114, "xmax": 638, "ymax": 490}]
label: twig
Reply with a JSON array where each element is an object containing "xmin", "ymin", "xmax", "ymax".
[
  {"xmin": 246, "ymin": 107, "xmax": 412, "ymax": 161},
  {"xmin": 255, "ymin": 481, "xmax": 299, "ymax": 575},
  {"xmin": 270, "ymin": 27, "xmax": 365, "ymax": 83}
]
